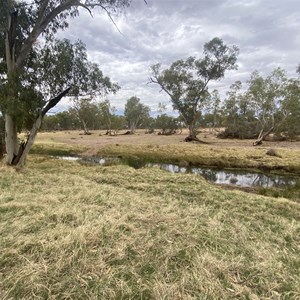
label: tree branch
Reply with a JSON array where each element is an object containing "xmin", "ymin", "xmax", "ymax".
[
  {"xmin": 42, "ymin": 87, "xmax": 71, "ymax": 116},
  {"xmin": 149, "ymin": 76, "xmax": 174, "ymax": 100},
  {"xmin": 85, "ymin": 3, "xmax": 123, "ymax": 35},
  {"xmin": 15, "ymin": 0, "xmax": 76, "ymax": 69}
]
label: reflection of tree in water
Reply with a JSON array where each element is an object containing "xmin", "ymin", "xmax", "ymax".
[
  {"xmin": 144, "ymin": 163, "xmax": 296, "ymax": 188},
  {"xmin": 191, "ymin": 168, "xmax": 218, "ymax": 182},
  {"xmin": 252, "ymin": 174, "xmax": 295, "ymax": 188}
]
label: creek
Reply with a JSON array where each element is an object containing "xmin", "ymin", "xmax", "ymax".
[{"xmin": 58, "ymin": 156, "xmax": 298, "ymax": 189}]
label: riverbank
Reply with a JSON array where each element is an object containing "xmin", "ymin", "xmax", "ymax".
[{"xmin": 31, "ymin": 130, "xmax": 300, "ymax": 174}]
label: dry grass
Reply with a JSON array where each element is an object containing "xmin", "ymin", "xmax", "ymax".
[{"xmin": 1, "ymin": 157, "xmax": 300, "ymax": 299}]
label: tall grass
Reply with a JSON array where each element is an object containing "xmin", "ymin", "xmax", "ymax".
[{"xmin": 1, "ymin": 157, "xmax": 300, "ymax": 299}]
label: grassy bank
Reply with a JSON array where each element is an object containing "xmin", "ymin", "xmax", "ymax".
[
  {"xmin": 98, "ymin": 143, "xmax": 300, "ymax": 174},
  {"xmin": 1, "ymin": 157, "xmax": 300, "ymax": 299}
]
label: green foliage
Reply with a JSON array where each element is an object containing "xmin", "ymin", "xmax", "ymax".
[
  {"xmin": 98, "ymin": 99, "xmax": 115, "ymax": 133},
  {"xmin": 42, "ymin": 111, "xmax": 81, "ymax": 131},
  {"xmin": 150, "ymin": 37, "xmax": 239, "ymax": 137},
  {"xmin": 124, "ymin": 96, "xmax": 150, "ymax": 133},
  {"xmin": 0, "ymin": 37, "xmax": 119, "ymax": 133},
  {"xmin": 70, "ymin": 98, "xmax": 101, "ymax": 134},
  {"xmin": 279, "ymin": 79, "xmax": 300, "ymax": 139},
  {"xmin": 155, "ymin": 114, "xmax": 179, "ymax": 134},
  {"xmin": 221, "ymin": 81, "xmax": 258, "ymax": 139},
  {"xmin": 37, "ymin": 39, "xmax": 120, "ymax": 99},
  {"xmin": 221, "ymin": 68, "xmax": 300, "ymax": 140}
]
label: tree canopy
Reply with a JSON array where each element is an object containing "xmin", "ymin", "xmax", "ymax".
[
  {"xmin": 150, "ymin": 37, "xmax": 239, "ymax": 140},
  {"xmin": 124, "ymin": 96, "xmax": 150, "ymax": 133},
  {"xmin": 221, "ymin": 68, "xmax": 300, "ymax": 143}
]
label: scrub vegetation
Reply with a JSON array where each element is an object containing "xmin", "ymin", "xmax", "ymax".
[{"xmin": 1, "ymin": 141, "xmax": 300, "ymax": 299}]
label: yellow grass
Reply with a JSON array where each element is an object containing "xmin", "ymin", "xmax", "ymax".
[{"xmin": 1, "ymin": 156, "xmax": 300, "ymax": 299}]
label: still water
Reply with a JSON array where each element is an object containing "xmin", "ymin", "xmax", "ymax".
[
  {"xmin": 145, "ymin": 163, "xmax": 297, "ymax": 188},
  {"xmin": 58, "ymin": 156, "xmax": 298, "ymax": 189}
]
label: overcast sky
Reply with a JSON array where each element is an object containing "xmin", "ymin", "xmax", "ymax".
[{"xmin": 56, "ymin": 0, "xmax": 300, "ymax": 115}]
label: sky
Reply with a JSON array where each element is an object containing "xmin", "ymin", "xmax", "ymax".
[{"xmin": 55, "ymin": 0, "xmax": 300, "ymax": 115}]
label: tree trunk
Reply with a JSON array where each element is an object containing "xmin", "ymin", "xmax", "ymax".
[
  {"xmin": 4, "ymin": 88, "xmax": 71, "ymax": 168},
  {"xmin": 129, "ymin": 121, "xmax": 136, "ymax": 134},
  {"xmin": 5, "ymin": 12, "xmax": 20, "ymax": 165},
  {"xmin": 81, "ymin": 119, "xmax": 90, "ymax": 135},
  {"xmin": 187, "ymin": 121, "xmax": 197, "ymax": 140},
  {"xmin": 5, "ymin": 114, "xmax": 19, "ymax": 164},
  {"xmin": 13, "ymin": 114, "xmax": 43, "ymax": 169},
  {"xmin": 253, "ymin": 126, "xmax": 274, "ymax": 146}
]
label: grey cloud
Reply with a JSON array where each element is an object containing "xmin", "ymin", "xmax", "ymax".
[{"xmin": 55, "ymin": 0, "xmax": 300, "ymax": 113}]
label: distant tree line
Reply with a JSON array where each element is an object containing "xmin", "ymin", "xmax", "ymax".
[
  {"xmin": 42, "ymin": 65, "xmax": 300, "ymax": 145},
  {"xmin": 42, "ymin": 96, "xmax": 185, "ymax": 135}
]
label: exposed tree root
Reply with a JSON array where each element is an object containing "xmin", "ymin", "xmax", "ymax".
[{"xmin": 184, "ymin": 135, "xmax": 210, "ymax": 144}]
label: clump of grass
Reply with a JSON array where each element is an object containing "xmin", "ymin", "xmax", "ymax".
[
  {"xmin": 1, "ymin": 157, "xmax": 300, "ymax": 299},
  {"xmin": 258, "ymin": 178, "xmax": 300, "ymax": 202},
  {"xmin": 30, "ymin": 141, "xmax": 86, "ymax": 156}
]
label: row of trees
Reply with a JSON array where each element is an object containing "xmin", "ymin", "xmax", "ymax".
[
  {"xmin": 42, "ymin": 65, "xmax": 300, "ymax": 144},
  {"xmin": 221, "ymin": 69, "xmax": 300, "ymax": 143},
  {"xmin": 43, "ymin": 96, "xmax": 150, "ymax": 134},
  {"xmin": 42, "ymin": 96, "xmax": 185, "ymax": 135}
]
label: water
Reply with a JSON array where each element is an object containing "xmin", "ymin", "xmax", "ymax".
[
  {"xmin": 58, "ymin": 156, "xmax": 121, "ymax": 166},
  {"xmin": 146, "ymin": 163, "xmax": 297, "ymax": 188},
  {"xmin": 57, "ymin": 156, "xmax": 298, "ymax": 189}
]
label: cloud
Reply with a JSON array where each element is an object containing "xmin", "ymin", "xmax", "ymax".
[{"xmin": 55, "ymin": 0, "xmax": 300, "ymax": 114}]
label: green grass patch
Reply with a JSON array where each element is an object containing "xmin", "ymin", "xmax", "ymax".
[
  {"xmin": 257, "ymin": 178, "xmax": 300, "ymax": 202},
  {"xmin": 30, "ymin": 141, "xmax": 86, "ymax": 156}
]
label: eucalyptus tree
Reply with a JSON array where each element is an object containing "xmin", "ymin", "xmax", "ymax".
[
  {"xmin": 280, "ymin": 78, "xmax": 300, "ymax": 139},
  {"xmin": 155, "ymin": 114, "xmax": 179, "ymax": 135},
  {"xmin": 205, "ymin": 89, "xmax": 222, "ymax": 128},
  {"xmin": 247, "ymin": 68, "xmax": 291, "ymax": 145},
  {"xmin": 98, "ymin": 99, "xmax": 126, "ymax": 135},
  {"xmin": 69, "ymin": 99, "xmax": 100, "ymax": 134},
  {"xmin": 150, "ymin": 37, "xmax": 239, "ymax": 141},
  {"xmin": 221, "ymin": 81, "xmax": 257, "ymax": 139},
  {"xmin": 98, "ymin": 99, "xmax": 115, "ymax": 135},
  {"xmin": 124, "ymin": 96, "xmax": 150, "ymax": 133},
  {"xmin": 0, "ymin": 0, "xmax": 133, "ymax": 167},
  {"xmin": 1, "ymin": 35, "xmax": 118, "ymax": 166},
  {"xmin": 221, "ymin": 68, "xmax": 300, "ymax": 143}
]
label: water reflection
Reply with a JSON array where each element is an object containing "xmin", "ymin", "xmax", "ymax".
[{"xmin": 146, "ymin": 163, "xmax": 297, "ymax": 188}]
